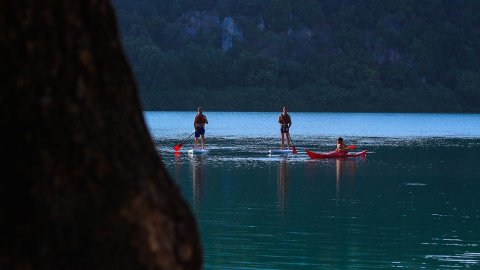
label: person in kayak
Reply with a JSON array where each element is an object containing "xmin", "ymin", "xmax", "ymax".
[
  {"xmin": 278, "ymin": 106, "xmax": 292, "ymax": 150},
  {"xmin": 335, "ymin": 137, "xmax": 349, "ymax": 153},
  {"xmin": 194, "ymin": 107, "xmax": 208, "ymax": 149}
]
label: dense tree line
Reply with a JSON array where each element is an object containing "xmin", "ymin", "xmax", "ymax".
[{"xmin": 113, "ymin": 0, "xmax": 480, "ymax": 112}]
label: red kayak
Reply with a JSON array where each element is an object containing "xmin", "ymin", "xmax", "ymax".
[{"xmin": 306, "ymin": 149, "xmax": 367, "ymax": 159}]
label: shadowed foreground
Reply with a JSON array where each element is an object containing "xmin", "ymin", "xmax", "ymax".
[{"xmin": 0, "ymin": 1, "xmax": 201, "ymax": 269}]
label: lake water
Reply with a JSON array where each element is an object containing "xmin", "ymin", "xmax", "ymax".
[{"xmin": 145, "ymin": 112, "xmax": 480, "ymax": 269}]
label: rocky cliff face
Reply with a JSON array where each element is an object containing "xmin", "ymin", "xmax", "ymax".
[
  {"xmin": 170, "ymin": 9, "xmax": 405, "ymax": 65},
  {"xmin": 222, "ymin": 16, "xmax": 244, "ymax": 51},
  {"xmin": 175, "ymin": 11, "xmax": 244, "ymax": 52},
  {"xmin": 179, "ymin": 10, "xmax": 222, "ymax": 37}
]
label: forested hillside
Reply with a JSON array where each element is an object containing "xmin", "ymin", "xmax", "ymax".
[{"xmin": 113, "ymin": 0, "xmax": 480, "ymax": 112}]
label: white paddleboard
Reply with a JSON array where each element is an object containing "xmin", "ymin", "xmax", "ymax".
[
  {"xmin": 269, "ymin": 149, "xmax": 294, "ymax": 155},
  {"xmin": 188, "ymin": 149, "xmax": 209, "ymax": 155}
]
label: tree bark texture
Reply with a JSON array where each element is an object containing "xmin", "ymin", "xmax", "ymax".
[{"xmin": 0, "ymin": 1, "xmax": 202, "ymax": 269}]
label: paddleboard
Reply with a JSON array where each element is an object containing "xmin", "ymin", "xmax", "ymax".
[
  {"xmin": 269, "ymin": 149, "xmax": 294, "ymax": 155},
  {"xmin": 188, "ymin": 149, "xmax": 209, "ymax": 155},
  {"xmin": 306, "ymin": 149, "xmax": 367, "ymax": 159}
]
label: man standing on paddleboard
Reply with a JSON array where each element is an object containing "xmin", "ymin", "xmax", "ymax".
[
  {"xmin": 278, "ymin": 106, "xmax": 292, "ymax": 150},
  {"xmin": 194, "ymin": 107, "xmax": 208, "ymax": 150}
]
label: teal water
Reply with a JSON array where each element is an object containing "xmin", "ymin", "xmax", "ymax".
[{"xmin": 146, "ymin": 112, "xmax": 480, "ymax": 269}]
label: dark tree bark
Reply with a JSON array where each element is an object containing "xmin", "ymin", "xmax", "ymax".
[{"xmin": 0, "ymin": 1, "xmax": 201, "ymax": 269}]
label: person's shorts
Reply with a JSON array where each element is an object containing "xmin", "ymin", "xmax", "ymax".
[
  {"xmin": 195, "ymin": 127, "xmax": 205, "ymax": 138},
  {"xmin": 280, "ymin": 125, "xmax": 289, "ymax": 133}
]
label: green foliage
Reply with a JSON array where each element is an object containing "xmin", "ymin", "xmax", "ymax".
[{"xmin": 114, "ymin": 0, "xmax": 480, "ymax": 112}]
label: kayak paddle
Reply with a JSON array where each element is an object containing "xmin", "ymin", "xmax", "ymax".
[
  {"xmin": 288, "ymin": 133, "xmax": 298, "ymax": 155},
  {"xmin": 173, "ymin": 132, "xmax": 195, "ymax": 152},
  {"xmin": 347, "ymin": 145, "xmax": 356, "ymax": 150}
]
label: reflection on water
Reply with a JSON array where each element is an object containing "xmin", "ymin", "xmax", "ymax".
[
  {"xmin": 190, "ymin": 154, "xmax": 205, "ymax": 210},
  {"xmin": 159, "ymin": 137, "xmax": 480, "ymax": 269},
  {"xmin": 335, "ymin": 158, "xmax": 357, "ymax": 205},
  {"xmin": 426, "ymin": 252, "xmax": 480, "ymax": 265},
  {"xmin": 173, "ymin": 151, "xmax": 182, "ymax": 181},
  {"xmin": 277, "ymin": 159, "xmax": 288, "ymax": 217}
]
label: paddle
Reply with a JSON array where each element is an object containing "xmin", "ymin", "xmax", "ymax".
[
  {"xmin": 335, "ymin": 145, "xmax": 355, "ymax": 153},
  {"xmin": 173, "ymin": 132, "xmax": 195, "ymax": 152},
  {"xmin": 287, "ymin": 133, "xmax": 298, "ymax": 155}
]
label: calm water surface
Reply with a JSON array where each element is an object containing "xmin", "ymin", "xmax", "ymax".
[{"xmin": 146, "ymin": 112, "xmax": 480, "ymax": 269}]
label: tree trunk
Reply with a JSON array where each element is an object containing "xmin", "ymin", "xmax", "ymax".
[{"xmin": 0, "ymin": 1, "xmax": 201, "ymax": 269}]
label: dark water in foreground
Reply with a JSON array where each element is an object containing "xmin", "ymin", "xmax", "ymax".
[{"xmin": 147, "ymin": 112, "xmax": 480, "ymax": 269}]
